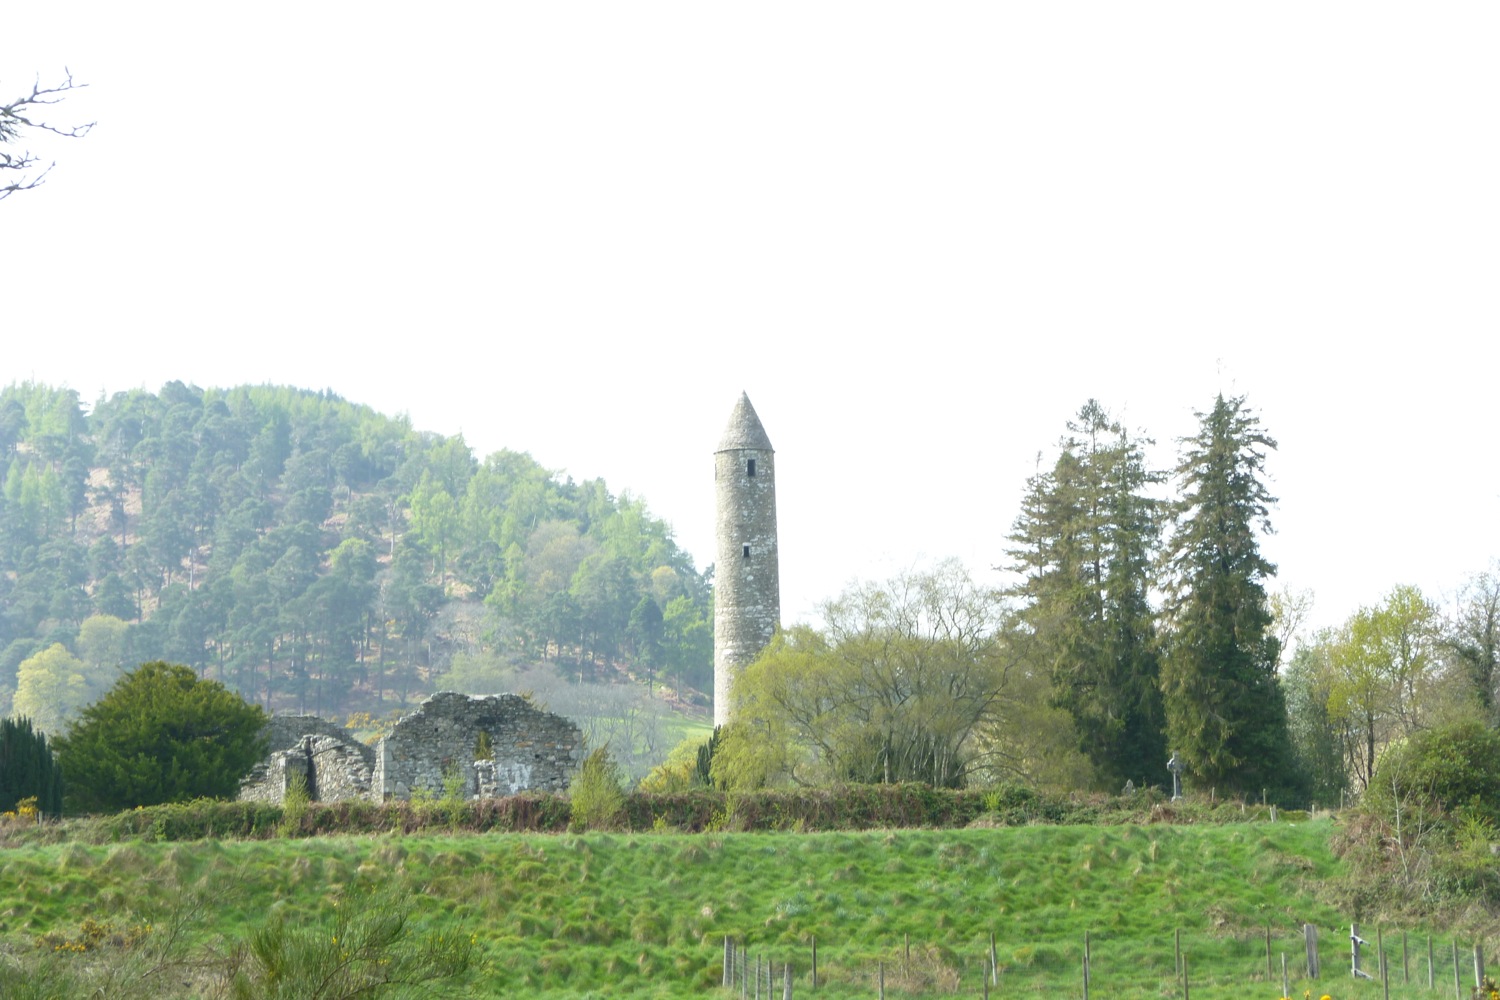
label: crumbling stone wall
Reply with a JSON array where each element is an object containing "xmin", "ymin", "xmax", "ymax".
[
  {"xmin": 372, "ymin": 692, "xmax": 582, "ymax": 800},
  {"xmin": 240, "ymin": 693, "xmax": 582, "ymax": 805},
  {"xmin": 240, "ymin": 716, "xmax": 375, "ymax": 805}
]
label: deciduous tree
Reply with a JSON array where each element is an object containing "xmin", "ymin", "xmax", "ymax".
[
  {"xmin": 1325, "ymin": 585, "xmax": 1444, "ymax": 790},
  {"xmin": 1, "ymin": 73, "xmax": 92, "ymax": 200},
  {"xmin": 1281, "ymin": 637, "xmax": 1347, "ymax": 807},
  {"xmin": 1446, "ymin": 569, "xmax": 1500, "ymax": 722},
  {"xmin": 12, "ymin": 643, "xmax": 96, "ymax": 736},
  {"xmin": 725, "ymin": 561, "xmax": 1012, "ymax": 788}
]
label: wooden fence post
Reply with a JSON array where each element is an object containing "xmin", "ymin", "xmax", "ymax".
[
  {"xmin": 1353, "ymin": 923, "xmax": 1376, "ymax": 980},
  {"xmin": 724, "ymin": 936, "xmax": 733, "ymax": 987},
  {"xmin": 1183, "ymin": 952, "xmax": 1190, "ymax": 1000},
  {"xmin": 1384, "ymin": 944, "xmax": 1391, "ymax": 1000},
  {"xmin": 783, "ymin": 960, "xmax": 792, "ymax": 1000},
  {"xmin": 1266, "ymin": 926, "xmax": 1273, "ymax": 981},
  {"xmin": 1379, "ymin": 926, "xmax": 1386, "ymax": 983},
  {"xmin": 1175, "ymin": 927, "xmax": 1182, "ymax": 979},
  {"xmin": 811, "ymin": 936, "xmax": 817, "ymax": 991},
  {"xmin": 1405, "ymin": 931, "xmax": 1410, "ymax": 984},
  {"xmin": 1428, "ymin": 935, "xmax": 1435, "ymax": 990},
  {"xmin": 878, "ymin": 960, "xmax": 885, "ymax": 1000},
  {"xmin": 1454, "ymin": 940, "xmax": 1461, "ymax": 1000},
  {"xmin": 1282, "ymin": 953, "xmax": 1289, "ymax": 998},
  {"xmin": 1305, "ymin": 923, "xmax": 1320, "ymax": 979},
  {"xmin": 1474, "ymin": 942, "xmax": 1485, "ymax": 990},
  {"xmin": 1083, "ymin": 929, "xmax": 1091, "ymax": 1000},
  {"xmin": 990, "ymin": 930, "xmax": 998, "ymax": 987}
]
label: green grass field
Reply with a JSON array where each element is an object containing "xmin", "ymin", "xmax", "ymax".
[{"xmin": 0, "ymin": 818, "xmax": 1479, "ymax": 998}]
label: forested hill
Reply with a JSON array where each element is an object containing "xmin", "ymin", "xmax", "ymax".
[{"xmin": 0, "ymin": 381, "xmax": 714, "ymax": 731}]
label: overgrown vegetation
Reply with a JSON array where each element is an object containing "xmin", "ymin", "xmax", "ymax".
[{"xmin": 1336, "ymin": 720, "xmax": 1500, "ymax": 911}]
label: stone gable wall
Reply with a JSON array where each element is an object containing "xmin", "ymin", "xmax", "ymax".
[
  {"xmin": 265, "ymin": 716, "xmax": 376, "ymax": 769},
  {"xmin": 372, "ymin": 692, "xmax": 582, "ymax": 800},
  {"xmin": 241, "ymin": 717, "xmax": 374, "ymax": 805}
]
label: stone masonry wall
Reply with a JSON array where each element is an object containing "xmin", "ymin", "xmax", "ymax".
[
  {"xmin": 372, "ymin": 692, "xmax": 583, "ymax": 800},
  {"xmin": 240, "ymin": 716, "xmax": 374, "ymax": 805}
]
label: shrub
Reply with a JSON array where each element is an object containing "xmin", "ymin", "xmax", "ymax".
[
  {"xmin": 229, "ymin": 883, "xmax": 474, "ymax": 999},
  {"xmin": 52, "ymin": 662, "xmax": 268, "ymax": 813},
  {"xmin": 569, "ymin": 747, "xmax": 626, "ymax": 832},
  {"xmin": 1334, "ymin": 721, "xmax": 1500, "ymax": 908},
  {"xmin": 441, "ymin": 762, "xmax": 469, "ymax": 828},
  {"xmin": 1367, "ymin": 720, "xmax": 1500, "ymax": 827},
  {"xmin": 279, "ymin": 770, "xmax": 310, "ymax": 838}
]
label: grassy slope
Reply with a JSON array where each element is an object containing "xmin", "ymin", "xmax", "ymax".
[{"xmin": 0, "ymin": 819, "xmax": 1452, "ymax": 998}]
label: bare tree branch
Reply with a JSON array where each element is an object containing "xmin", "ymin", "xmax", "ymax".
[{"xmin": 1, "ymin": 71, "xmax": 94, "ymax": 201}]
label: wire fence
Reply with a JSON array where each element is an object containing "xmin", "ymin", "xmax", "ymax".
[{"xmin": 716, "ymin": 922, "xmax": 1493, "ymax": 999}]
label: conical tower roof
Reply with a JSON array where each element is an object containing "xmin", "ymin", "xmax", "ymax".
[{"xmin": 716, "ymin": 392, "xmax": 774, "ymax": 452}]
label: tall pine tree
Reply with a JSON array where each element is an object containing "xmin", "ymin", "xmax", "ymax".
[
  {"xmin": 1007, "ymin": 401, "xmax": 1165, "ymax": 788},
  {"xmin": 1160, "ymin": 394, "xmax": 1295, "ymax": 799}
]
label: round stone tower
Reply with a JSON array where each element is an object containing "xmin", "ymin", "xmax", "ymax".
[{"xmin": 713, "ymin": 392, "xmax": 780, "ymax": 727}]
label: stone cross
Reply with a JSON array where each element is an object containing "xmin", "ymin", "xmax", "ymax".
[{"xmin": 1166, "ymin": 752, "xmax": 1184, "ymax": 802}]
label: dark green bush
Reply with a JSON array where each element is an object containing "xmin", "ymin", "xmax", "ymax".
[
  {"xmin": 1366, "ymin": 720, "xmax": 1500, "ymax": 827},
  {"xmin": 1332, "ymin": 721, "xmax": 1500, "ymax": 909},
  {"xmin": 52, "ymin": 662, "xmax": 268, "ymax": 813}
]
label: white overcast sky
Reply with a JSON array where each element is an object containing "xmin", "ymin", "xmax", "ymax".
[{"xmin": 5, "ymin": 4, "xmax": 1498, "ymax": 639}]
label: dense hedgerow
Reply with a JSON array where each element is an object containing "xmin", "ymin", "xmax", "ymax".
[{"xmin": 1, "ymin": 782, "xmax": 1310, "ymax": 845}]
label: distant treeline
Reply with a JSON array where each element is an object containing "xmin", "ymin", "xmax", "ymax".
[{"xmin": 0, "ymin": 381, "xmax": 712, "ymax": 727}]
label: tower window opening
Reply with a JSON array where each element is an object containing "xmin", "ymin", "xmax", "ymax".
[
  {"xmin": 742, "ymin": 544, "xmax": 751, "ymax": 559},
  {"xmin": 747, "ymin": 459, "xmax": 756, "ymax": 477}
]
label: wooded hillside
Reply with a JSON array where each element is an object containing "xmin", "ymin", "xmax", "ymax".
[{"xmin": 0, "ymin": 381, "xmax": 713, "ymax": 729}]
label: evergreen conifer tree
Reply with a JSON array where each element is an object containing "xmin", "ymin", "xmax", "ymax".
[
  {"xmin": 0, "ymin": 716, "xmax": 63, "ymax": 817},
  {"xmin": 52, "ymin": 661, "xmax": 267, "ymax": 812},
  {"xmin": 1160, "ymin": 394, "xmax": 1296, "ymax": 799},
  {"xmin": 1006, "ymin": 401, "xmax": 1165, "ymax": 788}
]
